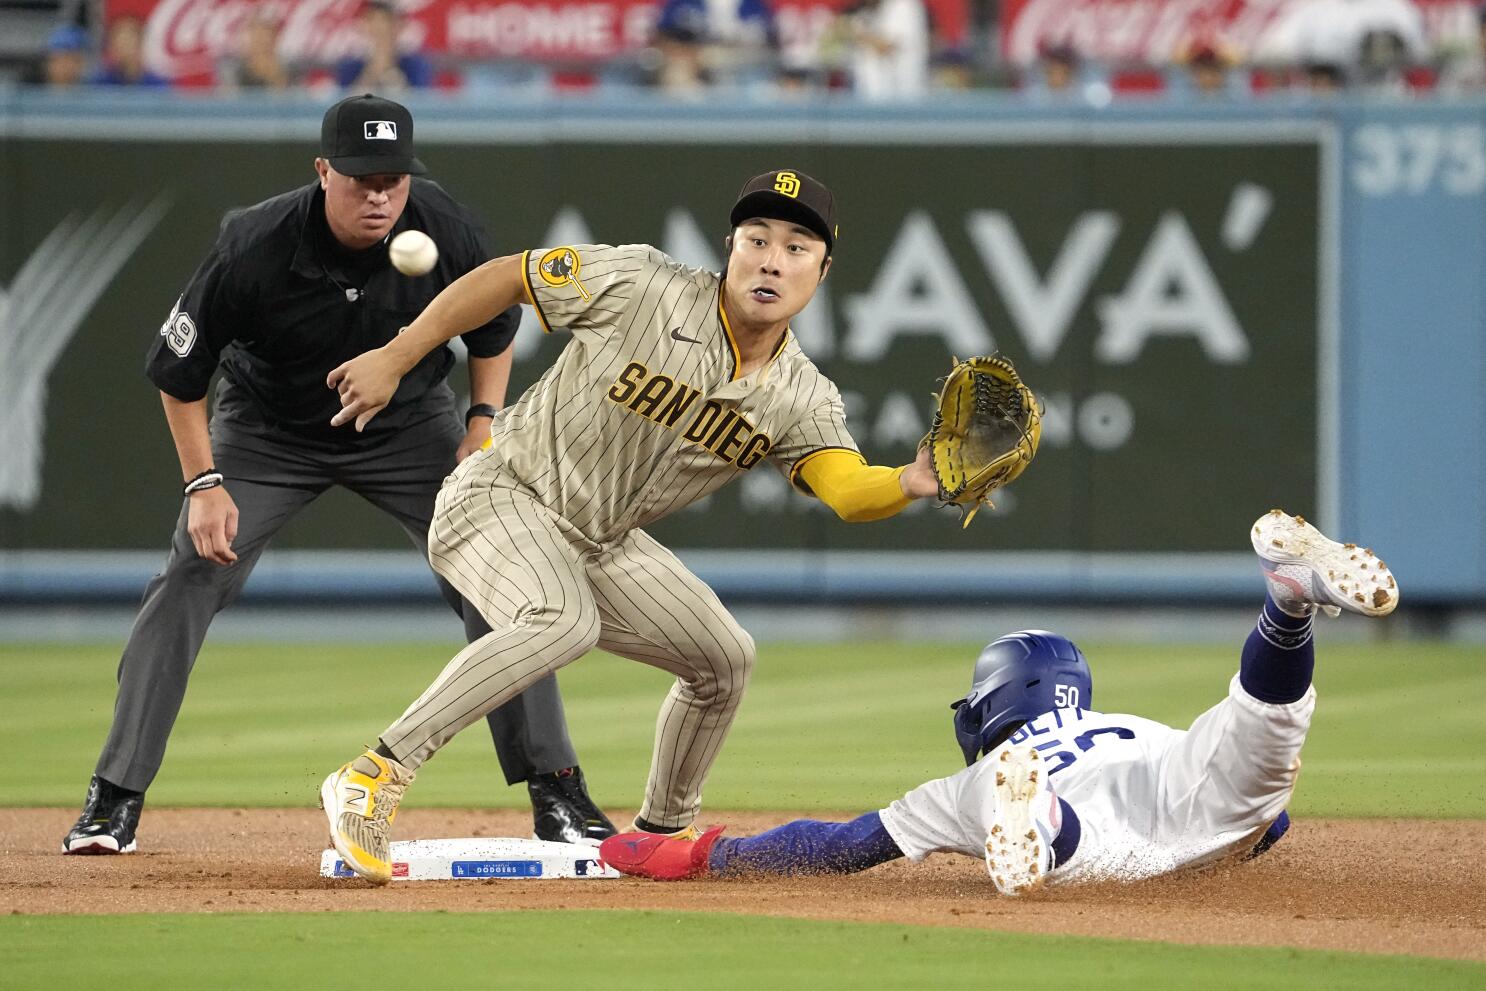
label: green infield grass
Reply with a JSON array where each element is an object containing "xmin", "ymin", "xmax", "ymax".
[
  {"xmin": 2, "ymin": 912, "xmax": 1481, "ymax": 990},
  {"xmin": 3, "ymin": 638, "xmax": 1482, "ymax": 816}
]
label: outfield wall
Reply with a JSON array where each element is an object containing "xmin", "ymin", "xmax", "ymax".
[{"xmin": 0, "ymin": 92, "xmax": 1481, "ymax": 604}]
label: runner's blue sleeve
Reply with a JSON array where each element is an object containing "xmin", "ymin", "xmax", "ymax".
[{"xmin": 708, "ymin": 812, "xmax": 903, "ymax": 875}]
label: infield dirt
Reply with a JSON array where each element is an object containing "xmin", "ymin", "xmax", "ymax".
[{"xmin": 4, "ymin": 808, "xmax": 1482, "ymax": 961}]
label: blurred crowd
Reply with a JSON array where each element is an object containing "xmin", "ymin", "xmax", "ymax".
[
  {"xmin": 8, "ymin": 0, "xmax": 1486, "ymax": 100},
  {"xmin": 15, "ymin": 1, "xmax": 440, "ymax": 92}
]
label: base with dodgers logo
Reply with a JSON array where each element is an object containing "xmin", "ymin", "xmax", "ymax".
[{"xmin": 319, "ymin": 835, "xmax": 621, "ymax": 881}]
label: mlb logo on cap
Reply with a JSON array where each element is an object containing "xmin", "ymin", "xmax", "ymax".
[{"xmin": 321, "ymin": 95, "xmax": 427, "ymax": 176}]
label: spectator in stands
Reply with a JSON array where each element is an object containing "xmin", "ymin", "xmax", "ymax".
[
  {"xmin": 218, "ymin": 11, "xmax": 294, "ymax": 91},
  {"xmin": 839, "ymin": 0, "xmax": 930, "ymax": 101},
  {"xmin": 772, "ymin": 0, "xmax": 835, "ymax": 92},
  {"xmin": 89, "ymin": 15, "xmax": 170, "ymax": 87},
  {"xmin": 652, "ymin": 0, "xmax": 710, "ymax": 93},
  {"xmin": 1356, "ymin": 27, "xmax": 1414, "ymax": 92},
  {"xmin": 1473, "ymin": 3, "xmax": 1486, "ymax": 85},
  {"xmin": 1040, "ymin": 42, "xmax": 1079, "ymax": 93},
  {"xmin": 42, "ymin": 24, "xmax": 90, "ymax": 88},
  {"xmin": 931, "ymin": 50, "xmax": 976, "ymax": 91},
  {"xmin": 650, "ymin": 0, "xmax": 776, "ymax": 94},
  {"xmin": 1171, "ymin": 41, "xmax": 1248, "ymax": 99},
  {"xmin": 1187, "ymin": 43, "xmax": 1228, "ymax": 96},
  {"xmin": 1304, "ymin": 60, "xmax": 1347, "ymax": 91},
  {"xmin": 1440, "ymin": 5, "xmax": 1486, "ymax": 90},
  {"xmin": 336, "ymin": 0, "xmax": 432, "ymax": 92},
  {"xmin": 1021, "ymin": 41, "xmax": 1097, "ymax": 101},
  {"xmin": 1257, "ymin": 0, "xmax": 1427, "ymax": 87}
]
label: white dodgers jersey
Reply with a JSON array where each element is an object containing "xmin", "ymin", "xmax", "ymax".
[{"xmin": 878, "ymin": 675, "xmax": 1313, "ymax": 884}]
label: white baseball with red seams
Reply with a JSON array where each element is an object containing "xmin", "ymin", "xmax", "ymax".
[{"xmin": 389, "ymin": 230, "xmax": 439, "ymax": 277}]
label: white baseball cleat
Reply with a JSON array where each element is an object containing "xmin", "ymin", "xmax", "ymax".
[
  {"xmin": 1251, "ymin": 509, "xmax": 1399, "ymax": 618},
  {"xmin": 984, "ymin": 746, "xmax": 1059, "ymax": 897}
]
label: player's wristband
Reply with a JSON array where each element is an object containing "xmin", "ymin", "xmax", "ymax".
[
  {"xmin": 183, "ymin": 469, "xmax": 224, "ymax": 495},
  {"xmin": 465, "ymin": 403, "xmax": 499, "ymax": 426}
]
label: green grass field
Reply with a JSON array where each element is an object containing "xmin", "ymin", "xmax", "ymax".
[
  {"xmin": 4, "ymin": 637, "xmax": 1484, "ymax": 988},
  {"xmin": 6, "ymin": 638, "xmax": 1483, "ymax": 816},
  {"xmin": 3, "ymin": 912, "xmax": 1483, "ymax": 991}
]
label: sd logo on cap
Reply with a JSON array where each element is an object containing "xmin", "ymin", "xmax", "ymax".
[{"xmin": 731, "ymin": 168, "xmax": 838, "ymax": 254}]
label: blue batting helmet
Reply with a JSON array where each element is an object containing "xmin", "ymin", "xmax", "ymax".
[{"xmin": 950, "ymin": 630, "xmax": 1093, "ymax": 765}]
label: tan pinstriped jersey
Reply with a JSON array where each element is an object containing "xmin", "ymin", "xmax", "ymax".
[{"xmin": 479, "ymin": 243, "xmax": 859, "ymax": 542}]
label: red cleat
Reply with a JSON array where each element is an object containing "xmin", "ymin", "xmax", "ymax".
[{"xmin": 599, "ymin": 826, "xmax": 726, "ymax": 881}]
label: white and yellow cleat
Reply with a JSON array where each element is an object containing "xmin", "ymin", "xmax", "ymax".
[
  {"xmin": 984, "ymin": 746, "xmax": 1057, "ymax": 897},
  {"xmin": 1252, "ymin": 509, "xmax": 1399, "ymax": 618},
  {"xmin": 320, "ymin": 749, "xmax": 415, "ymax": 885}
]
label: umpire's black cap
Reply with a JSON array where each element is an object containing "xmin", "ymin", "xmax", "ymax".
[
  {"xmin": 320, "ymin": 94, "xmax": 427, "ymax": 177},
  {"xmin": 730, "ymin": 169, "xmax": 838, "ymax": 254}
]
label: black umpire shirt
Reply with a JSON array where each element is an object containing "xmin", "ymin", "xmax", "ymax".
[{"xmin": 146, "ymin": 178, "xmax": 518, "ymax": 444}]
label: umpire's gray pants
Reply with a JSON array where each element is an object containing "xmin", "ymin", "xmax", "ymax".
[{"xmin": 93, "ymin": 410, "xmax": 578, "ymax": 794}]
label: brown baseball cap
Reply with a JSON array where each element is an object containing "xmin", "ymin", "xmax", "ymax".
[
  {"xmin": 320, "ymin": 94, "xmax": 427, "ymax": 177},
  {"xmin": 730, "ymin": 169, "xmax": 838, "ymax": 254}
]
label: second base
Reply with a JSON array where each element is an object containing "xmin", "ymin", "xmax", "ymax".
[{"xmin": 320, "ymin": 836, "xmax": 621, "ymax": 880}]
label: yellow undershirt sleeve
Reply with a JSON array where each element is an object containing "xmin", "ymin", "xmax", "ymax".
[{"xmin": 796, "ymin": 449, "xmax": 912, "ymax": 523}]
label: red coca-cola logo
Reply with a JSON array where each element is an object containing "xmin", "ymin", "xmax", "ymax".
[
  {"xmin": 131, "ymin": 0, "xmax": 362, "ymax": 78},
  {"xmin": 1001, "ymin": 0, "xmax": 1291, "ymax": 64},
  {"xmin": 1000, "ymin": 0, "xmax": 1477, "ymax": 64},
  {"xmin": 123, "ymin": 0, "xmax": 660, "ymax": 77}
]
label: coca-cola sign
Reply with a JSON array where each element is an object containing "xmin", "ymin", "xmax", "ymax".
[
  {"xmin": 1000, "ymin": 0, "xmax": 1479, "ymax": 65},
  {"xmin": 109, "ymin": 0, "xmax": 663, "ymax": 81},
  {"xmin": 114, "ymin": 0, "xmax": 975, "ymax": 83}
]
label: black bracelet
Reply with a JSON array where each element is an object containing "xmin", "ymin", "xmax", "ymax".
[
  {"xmin": 184, "ymin": 468, "xmax": 224, "ymax": 495},
  {"xmin": 465, "ymin": 403, "xmax": 499, "ymax": 426}
]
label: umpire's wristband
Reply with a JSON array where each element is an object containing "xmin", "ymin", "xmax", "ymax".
[
  {"xmin": 184, "ymin": 468, "xmax": 224, "ymax": 496},
  {"xmin": 465, "ymin": 403, "xmax": 499, "ymax": 426}
]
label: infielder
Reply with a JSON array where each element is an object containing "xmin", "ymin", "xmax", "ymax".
[
  {"xmin": 599, "ymin": 510, "xmax": 1400, "ymax": 895},
  {"xmin": 320, "ymin": 169, "xmax": 960, "ymax": 883},
  {"xmin": 64, "ymin": 95, "xmax": 609, "ymax": 857}
]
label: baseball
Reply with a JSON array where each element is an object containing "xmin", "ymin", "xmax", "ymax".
[{"xmin": 389, "ymin": 230, "xmax": 438, "ymax": 277}]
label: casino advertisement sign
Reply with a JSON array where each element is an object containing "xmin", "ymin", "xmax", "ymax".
[
  {"xmin": 0, "ymin": 131, "xmax": 1321, "ymax": 555},
  {"xmin": 492, "ymin": 139, "xmax": 1322, "ymax": 553}
]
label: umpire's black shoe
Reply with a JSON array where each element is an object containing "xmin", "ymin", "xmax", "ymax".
[
  {"xmin": 528, "ymin": 766, "xmax": 616, "ymax": 845},
  {"xmin": 62, "ymin": 776, "xmax": 144, "ymax": 854}
]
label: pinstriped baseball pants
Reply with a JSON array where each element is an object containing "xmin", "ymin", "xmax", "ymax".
[{"xmin": 381, "ymin": 464, "xmax": 756, "ymax": 829}]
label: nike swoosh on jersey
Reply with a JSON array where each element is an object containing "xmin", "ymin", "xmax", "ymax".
[{"xmin": 670, "ymin": 327, "xmax": 703, "ymax": 344}]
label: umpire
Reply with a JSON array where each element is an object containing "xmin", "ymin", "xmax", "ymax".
[{"xmin": 64, "ymin": 95, "xmax": 614, "ymax": 855}]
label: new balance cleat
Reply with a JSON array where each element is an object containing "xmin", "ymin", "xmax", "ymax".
[
  {"xmin": 599, "ymin": 826, "xmax": 726, "ymax": 881},
  {"xmin": 1252, "ymin": 510, "xmax": 1398, "ymax": 618},
  {"xmin": 62, "ymin": 776, "xmax": 143, "ymax": 855},
  {"xmin": 320, "ymin": 749, "xmax": 414, "ymax": 885},
  {"xmin": 528, "ymin": 766, "xmax": 616, "ymax": 846},
  {"xmin": 984, "ymin": 747, "xmax": 1059, "ymax": 897}
]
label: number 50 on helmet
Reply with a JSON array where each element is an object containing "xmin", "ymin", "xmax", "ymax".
[{"xmin": 950, "ymin": 631, "xmax": 1093, "ymax": 765}]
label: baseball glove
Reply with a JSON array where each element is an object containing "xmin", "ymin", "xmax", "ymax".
[{"xmin": 924, "ymin": 354, "xmax": 1041, "ymax": 527}]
